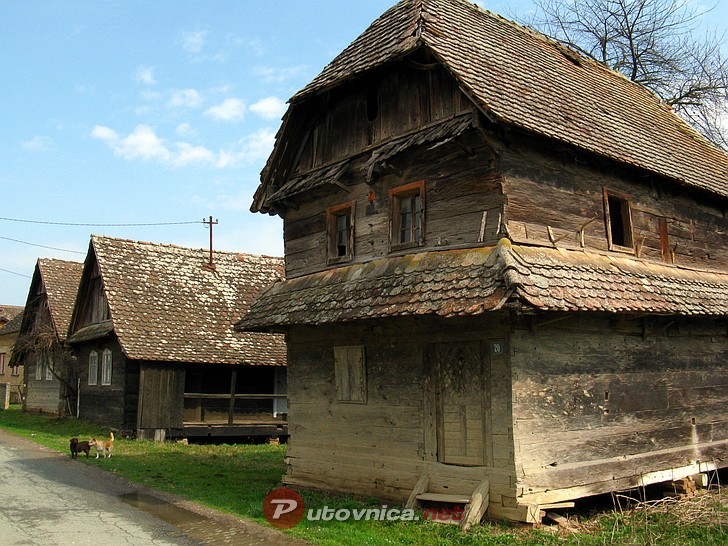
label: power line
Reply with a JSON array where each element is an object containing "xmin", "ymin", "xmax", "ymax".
[
  {"xmin": 0, "ymin": 216, "xmax": 202, "ymax": 227},
  {"xmin": 0, "ymin": 267, "xmax": 31, "ymax": 279},
  {"xmin": 0, "ymin": 236, "xmax": 85, "ymax": 255}
]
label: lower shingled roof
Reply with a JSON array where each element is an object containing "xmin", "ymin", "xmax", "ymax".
[{"xmin": 236, "ymin": 240, "xmax": 728, "ymax": 331}]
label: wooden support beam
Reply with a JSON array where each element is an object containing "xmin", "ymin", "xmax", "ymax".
[
  {"xmin": 405, "ymin": 474, "xmax": 429, "ymax": 510},
  {"xmin": 461, "ymin": 479, "xmax": 489, "ymax": 532},
  {"xmin": 228, "ymin": 366, "xmax": 237, "ymax": 426}
]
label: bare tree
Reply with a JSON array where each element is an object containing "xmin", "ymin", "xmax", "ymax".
[{"xmin": 523, "ymin": 0, "xmax": 728, "ymax": 149}]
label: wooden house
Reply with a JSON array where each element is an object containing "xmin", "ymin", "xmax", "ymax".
[
  {"xmin": 0, "ymin": 305, "xmax": 25, "ymax": 406},
  {"xmin": 15, "ymin": 259, "xmax": 83, "ymax": 416},
  {"xmin": 237, "ymin": 0, "xmax": 728, "ymax": 524},
  {"xmin": 67, "ymin": 235, "xmax": 286, "ymax": 441}
]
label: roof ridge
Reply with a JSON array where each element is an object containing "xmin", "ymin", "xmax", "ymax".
[{"xmin": 91, "ymin": 234, "xmax": 282, "ymax": 261}]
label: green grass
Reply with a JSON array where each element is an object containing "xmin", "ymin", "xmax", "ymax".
[{"xmin": 1, "ymin": 406, "xmax": 726, "ymax": 545}]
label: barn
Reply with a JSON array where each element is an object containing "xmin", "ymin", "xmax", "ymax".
[{"xmin": 67, "ymin": 235, "xmax": 287, "ymax": 441}]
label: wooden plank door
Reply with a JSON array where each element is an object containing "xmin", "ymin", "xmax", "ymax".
[{"xmin": 430, "ymin": 341, "xmax": 487, "ymax": 466}]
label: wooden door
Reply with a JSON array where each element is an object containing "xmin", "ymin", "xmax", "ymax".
[{"xmin": 430, "ymin": 341, "xmax": 487, "ymax": 466}]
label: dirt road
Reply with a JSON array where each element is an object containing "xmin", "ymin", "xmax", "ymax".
[{"xmin": 0, "ymin": 428, "xmax": 303, "ymax": 545}]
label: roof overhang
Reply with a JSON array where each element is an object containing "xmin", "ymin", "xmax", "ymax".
[{"xmin": 237, "ymin": 240, "xmax": 728, "ymax": 332}]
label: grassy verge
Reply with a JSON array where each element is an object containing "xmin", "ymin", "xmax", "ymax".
[{"xmin": 1, "ymin": 407, "xmax": 726, "ymax": 545}]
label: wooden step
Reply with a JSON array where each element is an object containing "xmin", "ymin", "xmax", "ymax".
[{"xmin": 416, "ymin": 492, "xmax": 471, "ymax": 504}]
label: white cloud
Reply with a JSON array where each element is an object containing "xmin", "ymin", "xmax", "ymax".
[
  {"xmin": 135, "ymin": 66, "xmax": 157, "ymax": 85},
  {"xmin": 180, "ymin": 30, "xmax": 207, "ymax": 53},
  {"xmin": 91, "ymin": 124, "xmax": 273, "ymax": 169},
  {"xmin": 21, "ymin": 135, "xmax": 53, "ymax": 151},
  {"xmin": 172, "ymin": 142, "xmax": 216, "ymax": 167},
  {"xmin": 250, "ymin": 96, "xmax": 287, "ymax": 120},
  {"xmin": 133, "ymin": 105, "xmax": 154, "ymax": 116},
  {"xmin": 253, "ymin": 65, "xmax": 309, "ymax": 84},
  {"xmin": 169, "ymin": 89, "xmax": 204, "ymax": 109},
  {"xmin": 91, "ymin": 125, "xmax": 119, "ymax": 141},
  {"xmin": 216, "ymin": 128, "xmax": 275, "ymax": 168},
  {"xmin": 117, "ymin": 125, "xmax": 172, "ymax": 162},
  {"xmin": 204, "ymin": 98, "xmax": 246, "ymax": 121},
  {"xmin": 140, "ymin": 90, "xmax": 162, "ymax": 101},
  {"xmin": 175, "ymin": 122, "xmax": 196, "ymax": 138}
]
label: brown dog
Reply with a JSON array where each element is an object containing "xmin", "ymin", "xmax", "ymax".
[
  {"xmin": 89, "ymin": 432, "xmax": 114, "ymax": 459},
  {"xmin": 70, "ymin": 437, "xmax": 90, "ymax": 459}
]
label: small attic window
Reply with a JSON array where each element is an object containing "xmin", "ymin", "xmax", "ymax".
[
  {"xmin": 556, "ymin": 43, "xmax": 582, "ymax": 67},
  {"xmin": 366, "ymin": 83, "xmax": 379, "ymax": 122},
  {"xmin": 604, "ymin": 189, "xmax": 634, "ymax": 251}
]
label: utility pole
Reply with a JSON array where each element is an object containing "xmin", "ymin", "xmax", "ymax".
[{"xmin": 203, "ymin": 216, "xmax": 219, "ymax": 269}]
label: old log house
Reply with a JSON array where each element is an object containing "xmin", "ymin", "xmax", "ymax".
[
  {"xmin": 237, "ymin": 0, "xmax": 728, "ymax": 525},
  {"xmin": 67, "ymin": 235, "xmax": 287, "ymax": 441},
  {"xmin": 16, "ymin": 259, "xmax": 83, "ymax": 415},
  {"xmin": 0, "ymin": 305, "xmax": 25, "ymax": 406}
]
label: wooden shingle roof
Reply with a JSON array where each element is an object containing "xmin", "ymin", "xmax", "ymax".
[
  {"xmin": 78, "ymin": 236, "xmax": 285, "ymax": 366},
  {"xmin": 0, "ymin": 305, "xmax": 24, "ymax": 326},
  {"xmin": 37, "ymin": 259, "xmax": 84, "ymax": 341},
  {"xmin": 0, "ymin": 308, "xmax": 24, "ymax": 335},
  {"xmin": 266, "ymin": 0, "xmax": 728, "ymax": 201},
  {"xmin": 237, "ymin": 239, "xmax": 728, "ymax": 330}
]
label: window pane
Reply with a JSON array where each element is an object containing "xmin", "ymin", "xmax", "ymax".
[
  {"xmin": 336, "ymin": 213, "xmax": 349, "ymax": 256},
  {"xmin": 88, "ymin": 351, "xmax": 98, "ymax": 385},
  {"xmin": 400, "ymin": 197, "xmax": 412, "ymax": 243},
  {"xmin": 46, "ymin": 356, "xmax": 53, "ymax": 381}
]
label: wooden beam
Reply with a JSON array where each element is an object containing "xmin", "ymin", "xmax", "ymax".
[
  {"xmin": 461, "ymin": 479, "xmax": 490, "ymax": 532},
  {"xmin": 405, "ymin": 474, "xmax": 429, "ymax": 510},
  {"xmin": 228, "ymin": 366, "xmax": 237, "ymax": 426}
]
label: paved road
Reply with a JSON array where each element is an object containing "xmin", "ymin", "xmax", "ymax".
[{"xmin": 0, "ymin": 429, "xmax": 302, "ymax": 545}]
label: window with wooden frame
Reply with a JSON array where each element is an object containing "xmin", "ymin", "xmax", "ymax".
[
  {"xmin": 101, "ymin": 348, "xmax": 113, "ymax": 386},
  {"xmin": 11, "ymin": 364, "xmax": 19, "ymax": 376},
  {"xmin": 45, "ymin": 356, "xmax": 53, "ymax": 381},
  {"xmin": 0, "ymin": 352, "xmax": 5, "ymax": 375},
  {"xmin": 326, "ymin": 202, "xmax": 355, "ymax": 264},
  {"xmin": 334, "ymin": 345, "xmax": 367, "ymax": 403},
  {"xmin": 88, "ymin": 350, "xmax": 98, "ymax": 386},
  {"xmin": 389, "ymin": 181, "xmax": 425, "ymax": 250},
  {"xmin": 603, "ymin": 189, "xmax": 634, "ymax": 252},
  {"xmin": 35, "ymin": 356, "xmax": 43, "ymax": 381}
]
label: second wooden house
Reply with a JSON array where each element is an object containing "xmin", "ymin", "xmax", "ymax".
[
  {"xmin": 16, "ymin": 258, "xmax": 83, "ymax": 415},
  {"xmin": 67, "ymin": 235, "xmax": 286, "ymax": 441}
]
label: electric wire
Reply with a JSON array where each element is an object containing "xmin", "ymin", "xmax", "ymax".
[
  {"xmin": 0, "ymin": 236, "xmax": 85, "ymax": 255},
  {"xmin": 0, "ymin": 267, "xmax": 31, "ymax": 279},
  {"xmin": 0, "ymin": 216, "xmax": 202, "ymax": 227}
]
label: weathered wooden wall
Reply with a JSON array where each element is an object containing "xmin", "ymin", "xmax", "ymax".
[
  {"xmin": 137, "ymin": 361, "xmax": 185, "ymax": 435},
  {"xmin": 77, "ymin": 338, "xmax": 138, "ymax": 433},
  {"xmin": 296, "ymin": 61, "xmax": 471, "ymax": 173},
  {"xmin": 284, "ymin": 130, "xmax": 504, "ymax": 279},
  {"xmin": 24, "ymin": 352, "xmax": 64, "ymax": 415},
  {"xmin": 510, "ymin": 314, "xmax": 728, "ymax": 505},
  {"xmin": 501, "ymin": 138, "xmax": 728, "ymax": 269},
  {"xmin": 283, "ymin": 315, "xmax": 524, "ymax": 519}
]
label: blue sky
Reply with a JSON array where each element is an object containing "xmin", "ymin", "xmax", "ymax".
[{"xmin": 0, "ymin": 0, "xmax": 725, "ymax": 306}]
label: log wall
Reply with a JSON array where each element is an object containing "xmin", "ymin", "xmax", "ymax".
[
  {"xmin": 23, "ymin": 351, "xmax": 64, "ymax": 415},
  {"xmin": 296, "ymin": 61, "xmax": 470, "ymax": 173},
  {"xmin": 510, "ymin": 314, "xmax": 728, "ymax": 504},
  {"xmin": 283, "ymin": 315, "xmax": 522, "ymax": 518},
  {"xmin": 284, "ymin": 130, "xmax": 504, "ymax": 279},
  {"xmin": 501, "ymin": 141, "xmax": 728, "ymax": 270},
  {"xmin": 77, "ymin": 337, "xmax": 138, "ymax": 433}
]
